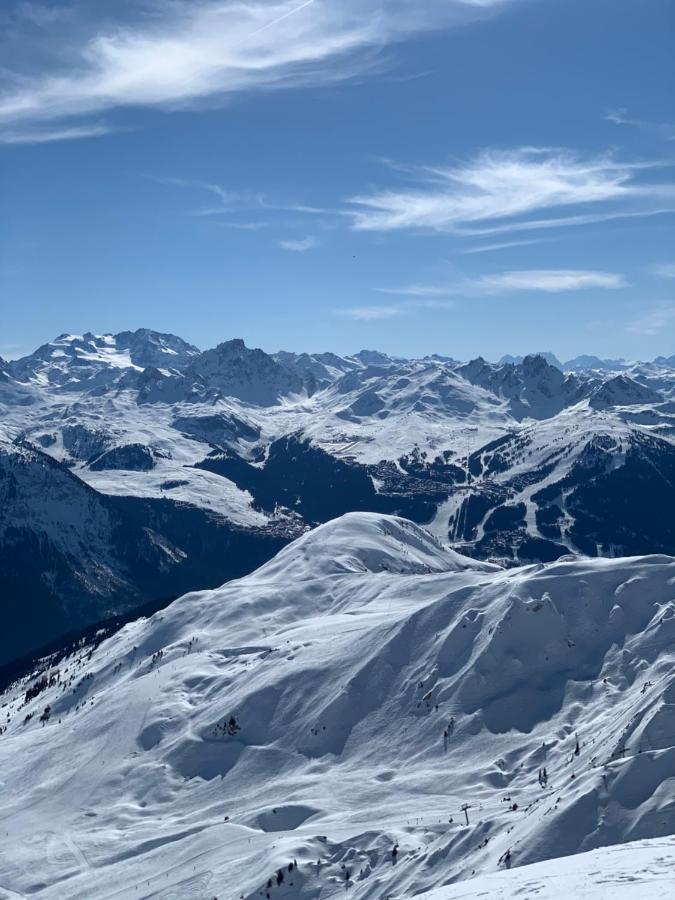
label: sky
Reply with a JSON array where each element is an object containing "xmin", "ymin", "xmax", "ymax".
[{"xmin": 1, "ymin": 0, "xmax": 674, "ymax": 362}]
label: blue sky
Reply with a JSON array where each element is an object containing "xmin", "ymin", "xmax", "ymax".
[{"xmin": 1, "ymin": 0, "xmax": 674, "ymax": 361}]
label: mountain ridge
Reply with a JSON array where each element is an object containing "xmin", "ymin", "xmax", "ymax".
[{"xmin": 3, "ymin": 328, "xmax": 675, "ymax": 663}]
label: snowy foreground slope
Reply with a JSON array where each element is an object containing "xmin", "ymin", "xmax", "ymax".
[
  {"xmin": 1, "ymin": 513, "xmax": 674, "ymax": 899},
  {"xmin": 420, "ymin": 836, "xmax": 675, "ymax": 899}
]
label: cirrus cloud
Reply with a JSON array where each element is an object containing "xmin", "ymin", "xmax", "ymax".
[
  {"xmin": 653, "ymin": 263, "xmax": 675, "ymax": 280},
  {"xmin": 0, "ymin": 1, "xmax": 518, "ymax": 141},
  {"xmin": 475, "ymin": 269, "xmax": 626, "ymax": 293},
  {"xmin": 378, "ymin": 268, "xmax": 627, "ymax": 296},
  {"xmin": 336, "ymin": 304, "xmax": 404, "ymax": 320},
  {"xmin": 348, "ymin": 147, "xmax": 674, "ymax": 237}
]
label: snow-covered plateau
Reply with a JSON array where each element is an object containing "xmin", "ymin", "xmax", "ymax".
[{"xmin": 0, "ymin": 513, "xmax": 674, "ymax": 898}]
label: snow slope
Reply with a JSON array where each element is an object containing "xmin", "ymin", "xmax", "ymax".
[
  {"xmin": 419, "ymin": 836, "xmax": 675, "ymax": 899},
  {"xmin": 1, "ymin": 513, "xmax": 673, "ymax": 899}
]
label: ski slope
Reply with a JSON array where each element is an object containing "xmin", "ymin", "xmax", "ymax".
[
  {"xmin": 419, "ymin": 836, "xmax": 675, "ymax": 899},
  {"xmin": 1, "ymin": 513, "xmax": 673, "ymax": 898}
]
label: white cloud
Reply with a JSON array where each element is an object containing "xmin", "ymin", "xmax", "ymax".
[
  {"xmin": 336, "ymin": 304, "xmax": 403, "ymax": 320},
  {"xmin": 653, "ymin": 263, "xmax": 675, "ymax": 279},
  {"xmin": 348, "ymin": 147, "xmax": 674, "ymax": 236},
  {"xmin": 278, "ymin": 235, "xmax": 318, "ymax": 252},
  {"xmin": 461, "ymin": 236, "xmax": 556, "ymax": 254},
  {"xmin": 335, "ymin": 296, "xmax": 455, "ymax": 320},
  {"xmin": 157, "ymin": 177, "xmax": 334, "ymax": 221},
  {"xmin": 377, "ymin": 283, "xmax": 455, "ymax": 297},
  {"xmin": 379, "ymin": 268, "xmax": 626, "ymax": 296},
  {"xmin": 606, "ymin": 108, "xmax": 675, "ymax": 142},
  {"xmin": 0, "ymin": 122, "xmax": 114, "ymax": 144},
  {"xmin": 475, "ymin": 269, "xmax": 626, "ymax": 293},
  {"xmin": 626, "ymin": 303, "xmax": 675, "ymax": 337},
  {"xmin": 0, "ymin": 1, "xmax": 516, "ymax": 140}
]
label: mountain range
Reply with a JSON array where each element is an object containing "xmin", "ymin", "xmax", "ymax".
[
  {"xmin": 2, "ymin": 329, "xmax": 675, "ymax": 898},
  {"xmin": 2, "ymin": 328, "xmax": 675, "ymax": 663}
]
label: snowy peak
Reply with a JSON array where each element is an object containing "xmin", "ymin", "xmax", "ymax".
[
  {"xmin": 273, "ymin": 350, "xmax": 360, "ymax": 389},
  {"xmin": 352, "ymin": 348, "xmax": 395, "ymax": 366},
  {"xmin": 254, "ymin": 512, "xmax": 495, "ymax": 581},
  {"xmin": 564, "ymin": 354, "xmax": 629, "ymax": 372},
  {"xmin": 456, "ymin": 354, "xmax": 586, "ymax": 419},
  {"xmin": 499, "ymin": 351, "xmax": 563, "ymax": 370},
  {"xmin": 331, "ymin": 359, "xmax": 497, "ymax": 422},
  {"xmin": 187, "ymin": 338, "xmax": 310, "ymax": 405},
  {"xmin": 7, "ymin": 329, "xmax": 199, "ymax": 389},
  {"xmin": 111, "ymin": 328, "xmax": 199, "ymax": 369},
  {"xmin": 589, "ymin": 374, "xmax": 662, "ymax": 409}
]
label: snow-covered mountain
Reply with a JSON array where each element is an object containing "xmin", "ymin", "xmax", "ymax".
[
  {"xmin": 2, "ymin": 328, "xmax": 675, "ymax": 661},
  {"xmin": 7, "ymin": 330, "xmax": 199, "ymax": 391},
  {"xmin": 0, "ymin": 437, "xmax": 293, "ymax": 665},
  {"xmin": 589, "ymin": 374, "xmax": 663, "ymax": 409},
  {"xmin": 1, "ymin": 513, "xmax": 673, "ymax": 898},
  {"xmin": 498, "ymin": 351, "xmax": 564, "ymax": 369}
]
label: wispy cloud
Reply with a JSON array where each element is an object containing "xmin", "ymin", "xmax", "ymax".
[
  {"xmin": 0, "ymin": 1, "xmax": 516, "ymax": 142},
  {"xmin": 0, "ymin": 122, "xmax": 115, "ymax": 145},
  {"xmin": 461, "ymin": 236, "xmax": 556, "ymax": 254},
  {"xmin": 606, "ymin": 108, "xmax": 675, "ymax": 142},
  {"xmin": 475, "ymin": 269, "xmax": 626, "ymax": 293},
  {"xmin": 336, "ymin": 305, "xmax": 404, "ymax": 320},
  {"xmin": 626, "ymin": 303, "xmax": 675, "ymax": 337},
  {"xmin": 653, "ymin": 263, "xmax": 675, "ymax": 280},
  {"xmin": 220, "ymin": 220, "xmax": 270, "ymax": 231},
  {"xmin": 279, "ymin": 235, "xmax": 318, "ymax": 252},
  {"xmin": 348, "ymin": 147, "xmax": 674, "ymax": 236},
  {"xmin": 155, "ymin": 177, "xmax": 336, "ymax": 226},
  {"xmin": 377, "ymin": 283, "xmax": 456, "ymax": 297},
  {"xmin": 335, "ymin": 295, "xmax": 455, "ymax": 320},
  {"xmin": 6, "ymin": 2, "xmax": 74, "ymax": 27},
  {"xmin": 379, "ymin": 268, "xmax": 627, "ymax": 296}
]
